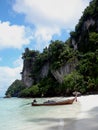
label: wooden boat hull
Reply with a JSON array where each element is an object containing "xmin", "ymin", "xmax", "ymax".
[{"xmin": 32, "ymin": 98, "xmax": 75, "ymax": 106}]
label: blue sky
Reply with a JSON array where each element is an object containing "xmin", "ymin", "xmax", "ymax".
[{"xmin": 0, "ymin": 0, "xmax": 91, "ymax": 97}]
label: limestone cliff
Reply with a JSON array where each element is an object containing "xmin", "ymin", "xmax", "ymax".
[
  {"xmin": 51, "ymin": 58, "xmax": 78, "ymax": 83},
  {"xmin": 21, "ymin": 44, "xmax": 78, "ymax": 87},
  {"xmin": 70, "ymin": 0, "xmax": 98, "ymax": 52},
  {"xmin": 21, "ymin": 48, "xmax": 38, "ymax": 87},
  {"xmin": 71, "ymin": 18, "xmax": 97, "ymax": 51},
  {"xmin": 22, "ymin": 6, "xmax": 98, "ymax": 87},
  {"xmin": 40, "ymin": 62, "xmax": 49, "ymax": 78},
  {"xmin": 22, "ymin": 49, "xmax": 77, "ymax": 86},
  {"xmin": 22, "ymin": 59, "xmax": 33, "ymax": 87}
]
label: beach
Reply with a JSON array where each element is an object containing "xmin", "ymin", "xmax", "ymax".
[
  {"xmin": 72, "ymin": 95, "xmax": 98, "ymax": 130},
  {"xmin": 62, "ymin": 95, "xmax": 98, "ymax": 130},
  {"xmin": 0, "ymin": 95, "xmax": 98, "ymax": 130}
]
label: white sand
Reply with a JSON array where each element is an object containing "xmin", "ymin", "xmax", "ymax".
[
  {"xmin": 51, "ymin": 95, "xmax": 98, "ymax": 130},
  {"xmin": 42, "ymin": 95, "xmax": 98, "ymax": 130},
  {"xmin": 74, "ymin": 95, "xmax": 98, "ymax": 130}
]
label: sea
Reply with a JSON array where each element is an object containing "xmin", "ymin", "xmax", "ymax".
[{"xmin": 0, "ymin": 97, "xmax": 80, "ymax": 130}]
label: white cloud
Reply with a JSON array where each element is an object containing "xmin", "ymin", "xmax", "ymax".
[
  {"xmin": 0, "ymin": 65, "xmax": 22, "ymax": 97},
  {"xmin": 33, "ymin": 26, "xmax": 60, "ymax": 50},
  {"xmin": 0, "ymin": 55, "xmax": 23, "ymax": 97},
  {"xmin": 0, "ymin": 21, "xmax": 33, "ymax": 50},
  {"xmin": 13, "ymin": 0, "xmax": 90, "ymax": 29},
  {"xmin": 12, "ymin": 0, "xmax": 90, "ymax": 50}
]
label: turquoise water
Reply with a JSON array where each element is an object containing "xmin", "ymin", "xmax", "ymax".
[{"xmin": 0, "ymin": 97, "xmax": 80, "ymax": 130}]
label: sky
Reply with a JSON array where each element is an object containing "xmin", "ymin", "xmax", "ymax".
[{"xmin": 0, "ymin": 0, "xmax": 91, "ymax": 97}]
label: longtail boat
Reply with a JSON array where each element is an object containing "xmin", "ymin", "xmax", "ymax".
[{"xmin": 31, "ymin": 97, "xmax": 76, "ymax": 106}]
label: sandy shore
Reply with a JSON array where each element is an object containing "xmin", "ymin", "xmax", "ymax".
[
  {"xmin": 66, "ymin": 95, "xmax": 98, "ymax": 130},
  {"xmin": 44, "ymin": 95, "xmax": 98, "ymax": 130}
]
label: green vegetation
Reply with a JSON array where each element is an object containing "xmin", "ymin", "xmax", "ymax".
[
  {"xmin": 18, "ymin": 74, "xmax": 61, "ymax": 97},
  {"xmin": 63, "ymin": 71, "xmax": 85, "ymax": 94},
  {"xmin": 5, "ymin": 80, "xmax": 26, "ymax": 97},
  {"xmin": 70, "ymin": 0, "xmax": 98, "ymax": 52},
  {"xmin": 6, "ymin": 0, "xmax": 98, "ymax": 97},
  {"xmin": 18, "ymin": 84, "xmax": 40, "ymax": 97},
  {"xmin": 32, "ymin": 40, "xmax": 75, "ymax": 71},
  {"xmin": 48, "ymin": 40, "xmax": 75, "ymax": 70},
  {"xmin": 77, "ymin": 50, "xmax": 98, "ymax": 93}
]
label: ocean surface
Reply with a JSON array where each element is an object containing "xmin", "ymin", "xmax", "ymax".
[{"xmin": 0, "ymin": 97, "xmax": 80, "ymax": 130}]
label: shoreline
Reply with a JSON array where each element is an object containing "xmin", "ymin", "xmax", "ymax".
[{"xmin": 0, "ymin": 95, "xmax": 98, "ymax": 130}]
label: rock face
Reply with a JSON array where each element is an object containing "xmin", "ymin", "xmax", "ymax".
[
  {"xmin": 21, "ymin": 48, "xmax": 35, "ymax": 87},
  {"xmin": 22, "ymin": 51, "xmax": 77, "ymax": 86},
  {"xmin": 70, "ymin": 18, "xmax": 96, "ymax": 50},
  {"xmin": 51, "ymin": 58, "xmax": 78, "ymax": 83},
  {"xmin": 71, "ymin": 38, "xmax": 77, "ymax": 50},
  {"xmin": 83, "ymin": 18, "xmax": 95, "ymax": 30},
  {"xmin": 71, "ymin": 19, "xmax": 95, "ymax": 50},
  {"xmin": 22, "ymin": 66, "xmax": 33, "ymax": 87},
  {"xmin": 40, "ymin": 62, "xmax": 49, "ymax": 78},
  {"xmin": 70, "ymin": 17, "xmax": 98, "ymax": 51}
]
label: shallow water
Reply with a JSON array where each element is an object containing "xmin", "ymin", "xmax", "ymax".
[{"xmin": 0, "ymin": 97, "xmax": 80, "ymax": 130}]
